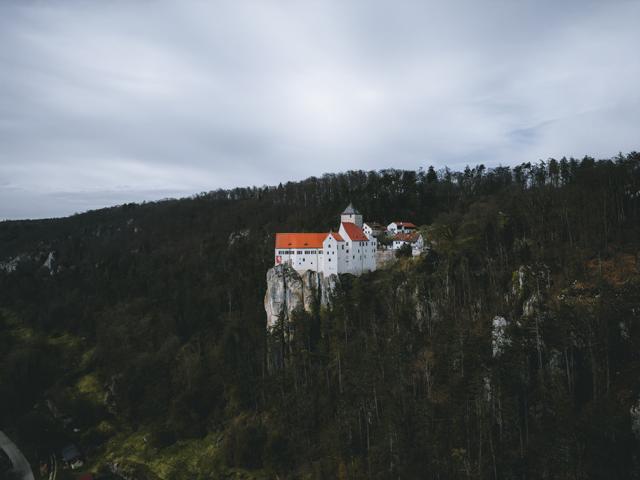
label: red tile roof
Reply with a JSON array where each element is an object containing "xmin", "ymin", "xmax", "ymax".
[
  {"xmin": 394, "ymin": 232, "xmax": 420, "ymax": 242},
  {"xmin": 341, "ymin": 222, "xmax": 369, "ymax": 241},
  {"xmin": 275, "ymin": 233, "xmax": 328, "ymax": 249},
  {"xmin": 328, "ymin": 232, "xmax": 344, "ymax": 242}
]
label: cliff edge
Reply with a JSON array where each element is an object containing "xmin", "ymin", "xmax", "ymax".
[{"xmin": 264, "ymin": 263, "xmax": 338, "ymax": 330}]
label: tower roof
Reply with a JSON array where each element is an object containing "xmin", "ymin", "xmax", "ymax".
[{"xmin": 342, "ymin": 203, "xmax": 360, "ymax": 215}]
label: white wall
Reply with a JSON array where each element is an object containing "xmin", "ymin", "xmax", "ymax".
[
  {"xmin": 276, "ymin": 248, "xmax": 323, "ymax": 273},
  {"xmin": 392, "ymin": 240, "xmax": 406, "ymax": 250},
  {"xmin": 322, "ymin": 235, "xmax": 339, "ymax": 276},
  {"xmin": 341, "ymin": 213, "xmax": 363, "ymax": 227}
]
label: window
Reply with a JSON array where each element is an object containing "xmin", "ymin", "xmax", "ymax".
[
  {"xmin": 297, "ymin": 251, "xmax": 302, "ymax": 254},
  {"xmin": 328, "ymin": 258, "xmax": 332, "ymax": 262}
]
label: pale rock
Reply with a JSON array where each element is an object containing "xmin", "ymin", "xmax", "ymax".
[
  {"xmin": 228, "ymin": 229, "xmax": 250, "ymax": 246},
  {"xmin": 42, "ymin": 251, "xmax": 56, "ymax": 275},
  {"xmin": 483, "ymin": 375, "xmax": 492, "ymax": 403},
  {"xmin": 0, "ymin": 255, "xmax": 23, "ymax": 273},
  {"xmin": 522, "ymin": 293, "xmax": 540, "ymax": 317},
  {"xmin": 631, "ymin": 397, "xmax": 640, "ymax": 440},
  {"xmin": 512, "ymin": 265, "xmax": 551, "ymax": 299},
  {"xmin": 264, "ymin": 263, "xmax": 338, "ymax": 331},
  {"xmin": 491, "ymin": 316, "xmax": 510, "ymax": 358}
]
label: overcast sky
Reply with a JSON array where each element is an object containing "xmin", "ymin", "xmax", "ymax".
[{"xmin": 1, "ymin": 0, "xmax": 639, "ymax": 219}]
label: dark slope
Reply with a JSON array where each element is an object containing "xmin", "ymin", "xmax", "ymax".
[{"xmin": 1, "ymin": 154, "xmax": 639, "ymax": 478}]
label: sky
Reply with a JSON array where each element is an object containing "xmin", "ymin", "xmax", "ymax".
[{"xmin": 1, "ymin": 0, "xmax": 639, "ymax": 220}]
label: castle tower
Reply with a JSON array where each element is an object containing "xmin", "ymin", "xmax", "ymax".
[{"xmin": 341, "ymin": 203, "xmax": 363, "ymax": 228}]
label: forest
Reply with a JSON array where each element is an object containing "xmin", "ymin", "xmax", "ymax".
[{"xmin": 1, "ymin": 153, "xmax": 639, "ymax": 479}]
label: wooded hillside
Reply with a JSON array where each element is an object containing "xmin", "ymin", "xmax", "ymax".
[{"xmin": 1, "ymin": 154, "xmax": 639, "ymax": 479}]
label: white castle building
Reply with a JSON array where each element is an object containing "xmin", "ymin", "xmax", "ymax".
[{"xmin": 274, "ymin": 204, "xmax": 377, "ymax": 276}]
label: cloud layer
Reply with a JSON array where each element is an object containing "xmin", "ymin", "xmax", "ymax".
[{"xmin": 1, "ymin": 0, "xmax": 639, "ymax": 219}]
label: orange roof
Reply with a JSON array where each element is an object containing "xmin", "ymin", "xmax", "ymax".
[
  {"xmin": 394, "ymin": 232, "xmax": 420, "ymax": 242},
  {"xmin": 341, "ymin": 222, "xmax": 368, "ymax": 241},
  {"xmin": 393, "ymin": 221, "xmax": 416, "ymax": 228},
  {"xmin": 328, "ymin": 232, "xmax": 344, "ymax": 242},
  {"xmin": 275, "ymin": 233, "xmax": 328, "ymax": 249}
]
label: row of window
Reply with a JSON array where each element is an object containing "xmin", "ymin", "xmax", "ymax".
[
  {"xmin": 277, "ymin": 249, "xmax": 323, "ymax": 255},
  {"xmin": 278, "ymin": 240, "xmax": 375, "ymax": 257},
  {"xmin": 277, "ymin": 247, "xmax": 375, "ymax": 257}
]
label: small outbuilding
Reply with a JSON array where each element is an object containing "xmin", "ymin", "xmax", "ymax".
[
  {"xmin": 392, "ymin": 232, "xmax": 425, "ymax": 255},
  {"xmin": 387, "ymin": 221, "xmax": 417, "ymax": 234}
]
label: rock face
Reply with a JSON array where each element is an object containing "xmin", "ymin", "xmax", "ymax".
[
  {"xmin": 511, "ymin": 265, "xmax": 551, "ymax": 316},
  {"xmin": 264, "ymin": 263, "xmax": 339, "ymax": 330},
  {"xmin": 0, "ymin": 254, "xmax": 26, "ymax": 273},
  {"xmin": 631, "ymin": 397, "xmax": 640, "ymax": 440},
  {"xmin": 491, "ymin": 316, "xmax": 510, "ymax": 358},
  {"xmin": 489, "ymin": 265, "xmax": 552, "ymax": 361},
  {"xmin": 42, "ymin": 251, "xmax": 56, "ymax": 275}
]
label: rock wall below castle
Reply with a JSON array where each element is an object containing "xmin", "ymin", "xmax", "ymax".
[{"xmin": 264, "ymin": 264, "xmax": 338, "ymax": 330}]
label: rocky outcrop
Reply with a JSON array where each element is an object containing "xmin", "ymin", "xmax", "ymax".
[
  {"xmin": 491, "ymin": 316, "xmax": 510, "ymax": 358},
  {"xmin": 631, "ymin": 397, "xmax": 640, "ymax": 440},
  {"xmin": 1, "ymin": 251, "xmax": 59, "ymax": 275},
  {"xmin": 42, "ymin": 251, "xmax": 56, "ymax": 275},
  {"xmin": 489, "ymin": 265, "xmax": 552, "ymax": 361},
  {"xmin": 0, "ymin": 254, "xmax": 27, "ymax": 273},
  {"xmin": 228, "ymin": 229, "xmax": 250, "ymax": 246},
  {"xmin": 511, "ymin": 264, "xmax": 551, "ymax": 316},
  {"xmin": 264, "ymin": 264, "xmax": 338, "ymax": 330}
]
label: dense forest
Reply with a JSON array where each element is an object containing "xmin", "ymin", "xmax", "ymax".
[{"xmin": 1, "ymin": 154, "xmax": 640, "ymax": 479}]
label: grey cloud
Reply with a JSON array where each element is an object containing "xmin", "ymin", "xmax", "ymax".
[{"xmin": 0, "ymin": 0, "xmax": 639, "ymax": 219}]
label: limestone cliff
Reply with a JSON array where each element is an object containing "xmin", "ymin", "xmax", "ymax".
[{"xmin": 264, "ymin": 263, "xmax": 339, "ymax": 330}]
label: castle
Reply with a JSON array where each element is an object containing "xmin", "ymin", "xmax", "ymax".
[{"xmin": 274, "ymin": 204, "xmax": 377, "ymax": 276}]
